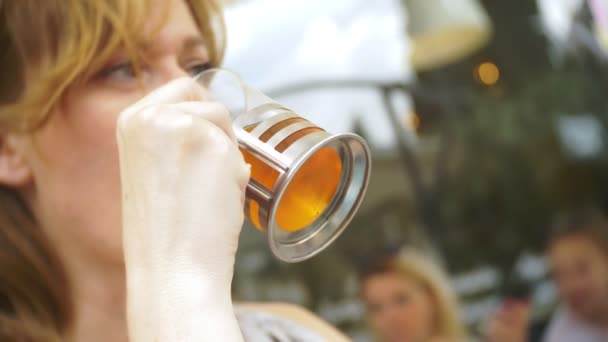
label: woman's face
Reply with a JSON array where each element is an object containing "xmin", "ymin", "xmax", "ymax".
[
  {"xmin": 10, "ymin": 0, "xmax": 211, "ymax": 268},
  {"xmin": 362, "ymin": 272, "xmax": 436, "ymax": 342}
]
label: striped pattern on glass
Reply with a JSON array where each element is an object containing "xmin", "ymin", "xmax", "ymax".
[{"xmin": 240, "ymin": 113, "xmax": 342, "ymax": 232}]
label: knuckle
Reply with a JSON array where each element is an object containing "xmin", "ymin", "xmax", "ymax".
[
  {"xmin": 200, "ymin": 124, "xmax": 233, "ymax": 151},
  {"xmin": 170, "ymin": 77, "xmax": 203, "ymax": 100},
  {"xmin": 208, "ymin": 101, "xmax": 232, "ymax": 121},
  {"xmin": 116, "ymin": 107, "xmax": 138, "ymax": 134},
  {"xmin": 178, "ymin": 120, "xmax": 231, "ymax": 156},
  {"xmin": 118, "ymin": 105, "xmax": 158, "ymax": 133},
  {"xmin": 238, "ymin": 164, "xmax": 251, "ymax": 191}
]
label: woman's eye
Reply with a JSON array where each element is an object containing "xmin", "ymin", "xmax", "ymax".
[
  {"xmin": 187, "ymin": 62, "xmax": 212, "ymax": 76},
  {"xmin": 97, "ymin": 61, "xmax": 137, "ymax": 81}
]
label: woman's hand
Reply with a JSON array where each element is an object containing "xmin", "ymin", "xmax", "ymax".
[{"xmin": 117, "ymin": 77, "xmax": 249, "ymax": 342}]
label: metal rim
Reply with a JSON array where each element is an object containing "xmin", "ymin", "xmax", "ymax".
[{"xmin": 267, "ymin": 133, "xmax": 371, "ymax": 262}]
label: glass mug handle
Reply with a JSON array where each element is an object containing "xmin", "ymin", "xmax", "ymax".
[{"xmin": 195, "ymin": 69, "xmax": 371, "ymax": 262}]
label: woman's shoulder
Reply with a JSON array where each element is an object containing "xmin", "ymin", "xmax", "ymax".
[{"xmin": 235, "ymin": 302, "xmax": 350, "ymax": 342}]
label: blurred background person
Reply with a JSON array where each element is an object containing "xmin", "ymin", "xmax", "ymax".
[
  {"xmin": 359, "ymin": 247, "xmax": 467, "ymax": 342},
  {"xmin": 485, "ymin": 209, "xmax": 608, "ymax": 342},
  {"xmin": 543, "ymin": 210, "xmax": 608, "ymax": 342}
]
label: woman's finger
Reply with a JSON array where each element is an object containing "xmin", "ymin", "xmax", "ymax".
[{"xmin": 169, "ymin": 101, "xmax": 237, "ymax": 144}]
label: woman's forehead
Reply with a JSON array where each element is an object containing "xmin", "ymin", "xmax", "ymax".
[{"xmin": 136, "ymin": 0, "xmax": 207, "ymax": 55}]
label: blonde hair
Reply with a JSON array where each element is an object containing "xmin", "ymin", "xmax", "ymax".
[
  {"xmin": 0, "ymin": 0, "xmax": 224, "ymax": 340},
  {"xmin": 0, "ymin": 0, "xmax": 225, "ymax": 131},
  {"xmin": 360, "ymin": 248, "xmax": 467, "ymax": 341}
]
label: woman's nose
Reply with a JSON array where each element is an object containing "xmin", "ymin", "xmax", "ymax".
[
  {"xmin": 146, "ymin": 62, "xmax": 193, "ymax": 93},
  {"xmin": 164, "ymin": 62, "xmax": 192, "ymax": 82}
]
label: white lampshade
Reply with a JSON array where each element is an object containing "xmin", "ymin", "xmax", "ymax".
[{"xmin": 404, "ymin": 0, "xmax": 493, "ymax": 71}]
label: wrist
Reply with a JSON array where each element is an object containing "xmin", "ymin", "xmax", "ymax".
[
  {"xmin": 126, "ymin": 261, "xmax": 234, "ymax": 305},
  {"xmin": 126, "ymin": 268, "xmax": 241, "ymax": 341}
]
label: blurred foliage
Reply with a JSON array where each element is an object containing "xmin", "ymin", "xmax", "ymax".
[
  {"xmin": 433, "ymin": 66, "xmax": 608, "ymax": 272},
  {"xmin": 354, "ymin": 0, "xmax": 608, "ymax": 274},
  {"xmin": 278, "ymin": 1, "xmax": 608, "ymax": 291}
]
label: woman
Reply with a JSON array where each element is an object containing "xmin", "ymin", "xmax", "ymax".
[
  {"xmin": 359, "ymin": 248, "xmax": 467, "ymax": 342},
  {"xmin": 0, "ymin": 0, "xmax": 347, "ymax": 341}
]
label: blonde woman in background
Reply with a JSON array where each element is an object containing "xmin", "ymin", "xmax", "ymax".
[
  {"xmin": 0, "ymin": 0, "xmax": 348, "ymax": 341},
  {"xmin": 360, "ymin": 248, "xmax": 467, "ymax": 342}
]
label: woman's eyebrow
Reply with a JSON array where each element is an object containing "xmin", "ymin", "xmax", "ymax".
[{"xmin": 137, "ymin": 35, "xmax": 207, "ymax": 55}]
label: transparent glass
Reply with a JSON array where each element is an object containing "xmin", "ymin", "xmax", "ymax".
[{"xmin": 196, "ymin": 69, "xmax": 371, "ymax": 262}]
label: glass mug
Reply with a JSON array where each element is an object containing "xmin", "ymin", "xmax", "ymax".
[{"xmin": 196, "ymin": 69, "xmax": 371, "ymax": 262}]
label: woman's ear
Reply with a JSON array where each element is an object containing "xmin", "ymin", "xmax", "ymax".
[{"xmin": 0, "ymin": 134, "xmax": 32, "ymax": 187}]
